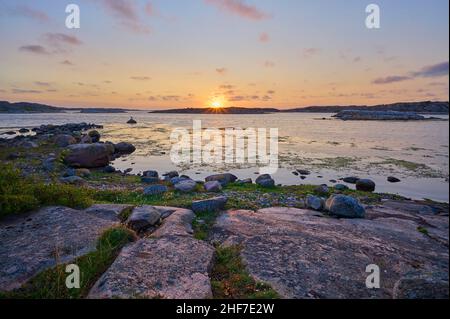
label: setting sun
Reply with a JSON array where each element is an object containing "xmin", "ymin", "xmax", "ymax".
[{"xmin": 211, "ymin": 101, "xmax": 222, "ymax": 108}]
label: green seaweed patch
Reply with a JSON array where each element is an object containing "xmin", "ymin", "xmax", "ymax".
[{"xmin": 374, "ymin": 158, "xmax": 443, "ymax": 178}]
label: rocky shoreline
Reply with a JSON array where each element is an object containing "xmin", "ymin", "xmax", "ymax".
[{"xmin": 0, "ymin": 123, "xmax": 448, "ymax": 299}]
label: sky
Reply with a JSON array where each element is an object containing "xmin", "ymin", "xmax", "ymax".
[{"xmin": 0, "ymin": 0, "xmax": 448, "ymax": 109}]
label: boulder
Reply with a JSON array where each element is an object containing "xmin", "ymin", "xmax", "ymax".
[
  {"xmin": 127, "ymin": 118, "xmax": 137, "ymax": 124},
  {"xmin": 88, "ymin": 130, "xmax": 101, "ymax": 143},
  {"xmin": 163, "ymin": 171, "xmax": 179, "ymax": 179},
  {"xmin": 306, "ymin": 195, "xmax": 325, "ymax": 211},
  {"xmin": 325, "ymin": 195, "xmax": 365, "ymax": 218},
  {"xmin": 80, "ymin": 135, "xmax": 92, "ymax": 144},
  {"xmin": 205, "ymin": 173, "xmax": 238, "ymax": 186},
  {"xmin": 126, "ymin": 206, "xmax": 161, "ymax": 232},
  {"xmin": 103, "ymin": 165, "xmax": 116, "ymax": 173},
  {"xmin": 204, "ymin": 181, "xmax": 222, "ymax": 192},
  {"xmin": 114, "ymin": 142, "xmax": 136, "ymax": 154},
  {"xmin": 388, "ymin": 176, "xmax": 401, "ymax": 183},
  {"xmin": 334, "ymin": 184, "xmax": 349, "ymax": 191},
  {"xmin": 64, "ymin": 143, "xmax": 114, "ymax": 168},
  {"xmin": 143, "ymin": 185, "xmax": 168, "ymax": 196},
  {"xmin": 174, "ymin": 179, "xmax": 197, "ymax": 193},
  {"xmin": 141, "ymin": 176, "xmax": 160, "ymax": 184},
  {"xmin": 356, "ymin": 179, "xmax": 376, "ymax": 192},
  {"xmin": 343, "ymin": 176, "xmax": 359, "ymax": 184},
  {"xmin": 192, "ymin": 197, "xmax": 228, "ymax": 213},
  {"xmin": 256, "ymin": 174, "xmax": 275, "ymax": 188},
  {"xmin": 19, "ymin": 128, "xmax": 30, "ymax": 133},
  {"xmin": 236, "ymin": 178, "xmax": 253, "ymax": 185},
  {"xmin": 143, "ymin": 170, "xmax": 159, "ymax": 178},
  {"xmin": 42, "ymin": 157, "xmax": 57, "ymax": 171},
  {"xmin": 297, "ymin": 169, "xmax": 311, "ymax": 175},
  {"xmin": 54, "ymin": 134, "xmax": 76, "ymax": 147}
]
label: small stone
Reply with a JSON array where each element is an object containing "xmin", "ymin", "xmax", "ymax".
[
  {"xmin": 204, "ymin": 181, "xmax": 222, "ymax": 192},
  {"xmin": 88, "ymin": 130, "xmax": 101, "ymax": 143},
  {"xmin": 334, "ymin": 184, "xmax": 349, "ymax": 191},
  {"xmin": 192, "ymin": 197, "xmax": 228, "ymax": 213},
  {"xmin": 19, "ymin": 128, "xmax": 30, "ymax": 133},
  {"xmin": 54, "ymin": 134, "xmax": 76, "ymax": 147},
  {"xmin": 114, "ymin": 142, "xmax": 136, "ymax": 154},
  {"xmin": 103, "ymin": 165, "xmax": 116, "ymax": 173},
  {"xmin": 356, "ymin": 179, "xmax": 376, "ymax": 192},
  {"xmin": 325, "ymin": 195, "xmax": 365, "ymax": 219},
  {"xmin": 205, "ymin": 173, "xmax": 238, "ymax": 186},
  {"xmin": 306, "ymin": 195, "xmax": 325, "ymax": 211},
  {"xmin": 256, "ymin": 174, "xmax": 275, "ymax": 188},
  {"xmin": 163, "ymin": 171, "xmax": 179, "ymax": 179},
  {"xmin": 297, "ymin": 169, "xmax": 311, "ymax": 175},
  {"xmin": 388, "ymin": 176, "xmax": 401, "ymax": 183},
  {"xmin": 174, "ymin": 179, "xmax": 197, "ymax": 193},
  {"xmin": 126, "ymin": 206, "xmax": 161, "ymax": 232},
  {"xmin": 143, "ymin": 170, "xmax": 159, "ymax": 178},
  {"xmin": 143, "ymin": 185, "xmax": 168, "ymax": 196},
  {"xmin": 236, "ymin": 178, "xmax": 253, "ymax": 185}
]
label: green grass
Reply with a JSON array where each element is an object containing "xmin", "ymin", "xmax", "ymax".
[
  {"xmin": 0, "ymin": 164, "xmax": 92, "ymax": 218},
  {"xmin": 211, "ymin": 245, "xmax": 279, "ymax": 299},
  {"xmin": 192, "ymin": 209, "xmax": 222, "ymax": 241},
  {"xmin": 417, "ymin": 226, "xmax": 429, "ymax": 236},
  {"xmin": 0, "ymin": 226, "xmax": 136, "ymax": 299}
]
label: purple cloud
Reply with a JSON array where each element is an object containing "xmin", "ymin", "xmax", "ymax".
[
  {"xmin": 99, "ymin": 0, "xmax": 151, "ymax": 34},
  {"xmin": 372, "ymin": 75, "xmax": 411, "ymax": 84},
  {"xmin": 5, "ymin": 5, "xmax": 49, "ymax": 23},
  {"xmin": 413, "ymin": 61, "xmax": 449, "ymax": 78},
  {"xmin": 44, "ymin": 33, "xmax": 83, "ymax": 46},
  {"xmin": 205, "ymin": 0, "xmax": 270, "ymax": 20},
  {"xmin": 19, "ymin": 45, "xmax": 50, "ymax": 55}
]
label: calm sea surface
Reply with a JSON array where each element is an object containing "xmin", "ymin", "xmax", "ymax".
[{"xmin": 1, "ymin": 111, "xmax": 448, "ymax": 202}]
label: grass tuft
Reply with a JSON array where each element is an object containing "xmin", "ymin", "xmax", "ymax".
[{"xmin": 211, "ymin": 245, "xmax": 279, "ymax": 299}]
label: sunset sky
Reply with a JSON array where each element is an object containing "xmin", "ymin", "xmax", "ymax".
[{"xmin": 0, "ymin": 0, "xmax": 448, "ymax": 109}]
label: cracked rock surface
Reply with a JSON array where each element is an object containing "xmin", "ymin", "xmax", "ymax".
[{"xmin": 210, "ymin": 202, "xmax": 449, "ymax": 299}]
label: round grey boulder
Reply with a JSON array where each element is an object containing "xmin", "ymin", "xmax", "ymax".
[
  {"xmin": 356, "ymin": 179, "xmax": 376, "ymax": 192},
  {"xmin": 204, "ymin": 181, "xmax": 222, "ymax": 193},
  {"xmin": 174, "ymin": 179, "xmax": 197, "ymax": 193},
  {"xmin": 126, "ymin": 206, "xmax": 161, "ymax": 232},
  {"xmin": 55, "ymin": 134, "xmax": 76, "ymax": 147},
  {"xmin": 388, "ymin": 176, "xmax": 401, "ymax": 183},
  {"xmin": 334, "ymin": 184, "xmax": 349, "ymax": 191},
  {"xmin": 325, "ymin": 195, "xmax": 365, "ymax": 219},
  {"xmin": 343, "ymin": 176, "xmax": 360, "ymax": 184},
  {"xmin": 143, "ymin": 185, "xmax": 168, "ymax": 196},
  {"xmin": 192, "ymin": 196, "xmax": 228, "ymax": 213},
  {"xmin": 306, "ymin": 195, "xmax": 325, "ymax": 211},
  {"xmin": 205, "ymin": 173, "xmax": 238, "ymax": 186},
  {"xmin": 256, "ymin": 174, "xmax": 275, "ymax": 188}
]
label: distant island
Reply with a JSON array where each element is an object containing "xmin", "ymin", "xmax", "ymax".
[
  {"xmin": 151, "ymin": 101, "xmax": 449, "ymax": 115},
  {"xmin": 0, "ymin": 101, "xmax": 64, "ymax": 113},
  {"xmin": 284, "ymin": 101, "xmax": 449, "ymax": 114},
  {"xmin": 0, "ymin": 101, "xmax": 131, "ymax": 114}
]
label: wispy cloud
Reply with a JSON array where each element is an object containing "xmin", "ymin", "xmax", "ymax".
[
  {"xmin": 216, "ymin": 68, "xmax": 227, "ymax": 75},
  {"xmin": 61, "ymin": 60, "xmax": 74, "ymax": 66},
  {"xmin": 412, "ymin": 61, "xmax": 449, "ymax": 78},
  {"xmin": 205, "ymin": 0, "xmax": 270, "ymax": 20},
  {"xmin": 3, "ymin": 4, "xmax": 49, "ymax": 23},
  {"xmin": 373, "ymin": 61, "xmax": 449, "ymax": 84},
  {"xmin": 11, "ymin": 88, "xmax": 42, "ymax": 94},
  {"xmin": 99, "ymin": 0, "xmax": 151, "ymax": 34},
  {"xmin": 259, "ymin": 32, "xmax": 270, "ymax": 43},
  {"xmin": 44, "ymin": 33, "xmax": 83, "ymax": 46},
  {"xmin": 130, "ymin": 76, "xmax": 151, "ymax": 81},
  {"xmin": 302, "ymin": 48, "xmax": 321, "ymax": 58},
  {"xmin": 34, "ymin": 81, "xmax": 52, "ymax": 87},
  {"xmin": 19, "ymin": 45, "xmax": 50, "ymax": 55},
  {"xmin": 264, "ymin": 60, "xmax": 275, "ymax": 68},
  {"xmin": 372, "ymin": 75, "xmax": 411, "ymax": 85}
]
